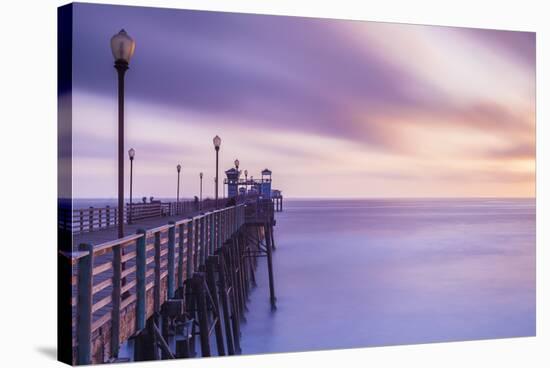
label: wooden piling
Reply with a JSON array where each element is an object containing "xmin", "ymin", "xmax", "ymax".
[
  {"xmin": 270, "ymin": 223, "xmax": 276, "ymax": 251},
  {"xmin": 264, "ymin": 223, "xmax": 277, "ymax": 309},
  {"xmin": 235, "ymin": 235, "xmax": 248, "ymax": 314},
  {"xmin": 191, "ymin": 273, "xmax": 211, "ymax": 357},
  {"xmin": 228, "ymin": 237, "xmax": 243, "ymax": 318},
  {"xmin": 206, "ymin": 256, "xmax": 226, "ymax": 356},
  {"xmin": 220, "ymin": 246, "xmax": 241, "ymax": 354},
  {"xmin": 216, "ymin": 253, "xmax": 236, "ymax": 355}
]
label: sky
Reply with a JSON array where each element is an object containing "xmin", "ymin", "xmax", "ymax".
[{"xmin": 70, "ymin": 3, "xmax": 536, "ymax": 199}]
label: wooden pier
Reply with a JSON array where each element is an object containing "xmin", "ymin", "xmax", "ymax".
[{"xmin": 61, "ymin": 198, "xmax": 278, "ymax": 365}]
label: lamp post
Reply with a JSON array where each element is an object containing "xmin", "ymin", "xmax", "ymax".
[
  {"xmin": 176, "ymin": 164, "xmax": 181, "ymax": 214},
  {"xmin": 244, "ymin": 169, "xmax": 248, "ymax": 195},
  {"xmin": 234, "ymin": 159, "xmax": 240, "ymax": 197},
  {"xmin": 111, "ymin": 29, "xmax": 135, "ymax": 238},
  {"xmin": 213, "ymin": 135, "xmax": 221, "ymax": 208},
  {"xmin": 128, "ymin": 148, "xmax": 135, "ymax": 224},
  {"xmin": 199, "ymin": 172, "xmax": 203, "ymax": 210}
]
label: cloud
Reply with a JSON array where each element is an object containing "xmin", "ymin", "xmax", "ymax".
[
  {"xmin": 484, "ymin": 143, "xmax": 536, "ymax": 160},
  {"xmin": 70, "ymin": 3, "xmax": 536, "ymax": 198}
]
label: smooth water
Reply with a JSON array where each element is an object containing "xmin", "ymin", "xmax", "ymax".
[{"xmin": 239, "ymin": 198, "xmax": 535, "ymax": 354}]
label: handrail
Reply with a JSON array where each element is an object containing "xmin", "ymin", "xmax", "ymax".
[
  {"xmin": 146, "ymin": 224, "xmax": 173, "ymax": 236},
  {"xmin": 61, "ymin": 196, "xmax": 257, "ymax": 235},
  {"xmin": 93, "ymin": 233, "xmax": 143, "ymax": 255}
]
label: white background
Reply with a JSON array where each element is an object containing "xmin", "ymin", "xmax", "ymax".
[{"xmin": 0, "ymin": 0, "xmax": 547, "ymax": 367}]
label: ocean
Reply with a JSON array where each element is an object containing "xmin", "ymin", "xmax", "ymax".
[{"xmin": 238, "ymin": 198, "xmax": 535, "ymax": 353}]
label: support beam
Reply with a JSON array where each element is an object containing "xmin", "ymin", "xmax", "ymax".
[
  {"xmin": 206, "ymin": 256, "xmax": 226, "ymax": 356},
  {"xmin": 264, "ymin": 223, "xmax": 277, "ymax": 309}
]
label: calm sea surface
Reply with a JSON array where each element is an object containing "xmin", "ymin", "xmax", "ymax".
[
  {"xmin": 75, "ymin": 197, "xmax": 535, "ymax": 354},
  {"xmin": 238, "ymin": 198, "xmax": 535, "ymax": 354}
]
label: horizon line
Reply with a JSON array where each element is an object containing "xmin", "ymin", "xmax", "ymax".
[{"xmin": 69, "ymin": 196, "xmax": 536, "ymax": 200}]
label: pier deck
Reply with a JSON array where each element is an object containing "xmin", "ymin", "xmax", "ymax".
[
  {"xmin": 74, "ymin": 210, "xmax": 211, "ymax": 245},
  {"xmin": 65, "ymin": 199, "xmax": 278, "ymax": 365}
]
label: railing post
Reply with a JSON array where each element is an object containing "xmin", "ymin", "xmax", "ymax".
[
  {"xmin": 177, "ymin": 223, "xmax": 185, "ymax": 289},
  {"xmin": 209, "ymin": 214, "xmax": 215, "ymax": 257},
  {"xmin": 154, "ymin": 231, "xmax": 162, "ymax": 313},
  {"xmin": 193, "ymin": 218, "xmax": 200, "ymax": 272},
  {"xmin": 106, "ymin": 206, "xmax": 111, "ymax": 227},
  {"xmin": 76, "ymin": 243, "xmax": 93, "ymax": 365},
  {"xmin": 89, "ymin": 207, "xmax": 94, "ymax": 232},
  {"xmin": 200, "ymin": 216, "xmax": 206, "ymax": 266},
  {"xmin": 186, "ymin": 221, "xmax": 194, "ymax": 280},
  {"xmin": 136, "ymin": 229, "xmax": 147, "ymax": 331},
  {"xmin": 223, "ymin": 210, "xmax": 227, "ymax": 242},
  {"xmin": 111, "ymin": 243, "xmax": 122, "ymax": 357},
  {"xmin": 79, "ymin": 210, "xmax": 84, "ymax": 233},
  {"xmin": 221, "ymin": 211, "xmax": 225, "ymax": 242},
  {"xmin": 217, "ymin": 212, "xmax": 221, "ymax": 250},
  {"xmin": 168, "ymin": 222, "xmax": 176, "ymax": 299}
]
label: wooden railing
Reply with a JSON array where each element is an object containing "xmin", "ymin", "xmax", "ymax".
[
  {"xmin": 70, "ymin": 204, "xmax": 245, "ymax": 364},
  {"xmin": 60, "ymin": 196, "xmax": 259, "ymax": 235}
]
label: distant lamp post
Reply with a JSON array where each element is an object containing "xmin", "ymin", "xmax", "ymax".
[
  {"xmin": 128, "ymin": 148, "xmax": 135, "ymax": 224},
  {"xmin": 244, "ymin": 169, "xmax": 248, "ymax": 194},
  {"xmin": 234, "ymin": 159, "xmax": 240, "ymax": 197},
  {"xmin": 111, "ymin": 29, "xmax": 135, "ymax": 238},
  {"xmin": 176, "ymin": 164, "xmax": 182, "ymax": 214},
  {"xmin": 199, "ymin": 172, "xmax": 203, "ymax": 209},
  {"xmin": 213, "ymin": 135, "xmax": 221, "ymax": 208}
]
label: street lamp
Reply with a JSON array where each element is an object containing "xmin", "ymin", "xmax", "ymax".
[
  {"xmin": 111, "ymin": 29, "xmax": 135, "ymax": 238},
  {"xmin": 234, "ymin": 159, "xmax": 240, "ymax": 197},
  {"xmin": 244, "ymin": 169, "xmax": 248, "ymax": 194},
  {"xmin": 213, "ymin": 135, "xmax": 221, "ymax": 208},
  {"xmin": 176, "ymin": 164, "xmax": 181, "ymax": 214},
  {"xmin": 199, "ymin": 172, "xmax": 203, "ymax": 209},
  {"xmin": 128, "ymin": 148, "xmax": 135, "ymax": 224}
]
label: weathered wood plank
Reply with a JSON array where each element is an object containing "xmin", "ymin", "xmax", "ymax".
[
  {"xmin": 92, "ymin": 278, "xmax": 112, "ymax": 295},
  {"xmin": 92, "ymin": 262, "xmax": 111, "ymax": 277},
  {"xmin": 92, "ymin": 295, "xmax": 112, "ymax": 313}
]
